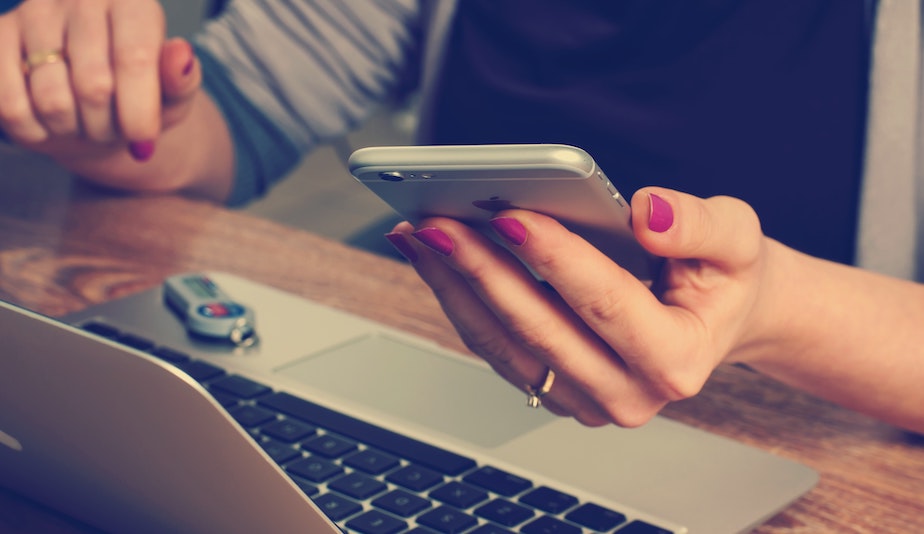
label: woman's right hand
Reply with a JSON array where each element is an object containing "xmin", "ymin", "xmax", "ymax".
[{"xmin": 0, "ymin": 0, "xmax": 201, "ymax": 164}]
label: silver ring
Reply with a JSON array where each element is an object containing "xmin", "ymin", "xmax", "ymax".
[{"xmin": 525, "ymin": 368, "xmax": 555, "ymax": 408}]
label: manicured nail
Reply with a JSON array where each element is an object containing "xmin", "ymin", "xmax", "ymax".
[
  {"xmin": 648, "ymin": 193, "xmax": 674, "ymax": 233},
  {"xmin": 182, "ymin": 56, "xmax": 195, "ymax": 76},
  {"xmin": 490, "ymin": 217, "xmax": 527, "ymax": 246},
  {"xmin": 384, "ymin": 232, "xmax": 418, "ymax": 262},
  {"xmin": 128, "ymin": 140, "xmax": 156, "ymax": 162},
  {"xmin": 412, "ymin": 227, "xmax": 454, "ymax": 256}
]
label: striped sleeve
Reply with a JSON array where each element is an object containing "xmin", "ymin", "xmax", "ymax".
[{"xmin": 194, "ymin": 0, "xmax": 423, "ymax": 204}]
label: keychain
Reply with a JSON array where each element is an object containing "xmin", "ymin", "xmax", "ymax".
[{"xmin": 163, "ymin": 273, "xmax": 257, "ymax": 347}]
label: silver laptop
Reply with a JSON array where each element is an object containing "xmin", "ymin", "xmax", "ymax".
[{"xmin": 0, "ymin": 272, "xmax": 817, "ymax": 533}]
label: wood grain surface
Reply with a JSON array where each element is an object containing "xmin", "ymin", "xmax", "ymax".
[{"xmin": 1, "ymin": 149, "xmax": 922, "ymax": 533}]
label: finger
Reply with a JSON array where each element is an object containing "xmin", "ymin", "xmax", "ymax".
[
  {"xmin": 110, "ymin": 0, "xmax": 165, "ymax": 144},
  {"xmin": 0, "ymin": 16, "xmax": 47, "ymax": 142},
  {"xmin": 388, "ymin": 222, "xmax": 612, "ymax": 422},
  {"xmin": 19, "ymin": 1, "xmax": 78, "ymax": 136},
  {"xmin": 631, "ymin": 187, "xmax": 762, "ymax": 270},
  {"xmin": 498, "ymin": 207, "xmax": 717, "ymax": 410},
  {"xmin": 409, "ymin": 217, "xmax": 662, "ymax": 427},
  {"xmin": 66, "ymin": 0, "xmax": 117, "ymax": 142},
  {"xmin": 159, "ymin": 37, "xmax": 201, "ymax": 129}
]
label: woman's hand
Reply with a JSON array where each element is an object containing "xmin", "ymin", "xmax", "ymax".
[
  {"xmin": 386, "ymin": 187, "xmax": 772, "ymax": 427},
  {"xmin": 0, "ymin": 0, "xmax": 200, "ymax": 164}
]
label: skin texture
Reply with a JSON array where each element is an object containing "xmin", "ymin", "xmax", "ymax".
[
  {"xmin": 0, "ymin": 0, "xmax": 234, "ymax": 201},
  {"xmin": 387, "ymin": 188, "xmax": 924, "ymax": 434}
]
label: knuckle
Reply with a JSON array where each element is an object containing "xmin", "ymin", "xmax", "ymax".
[
  {"xmin": 650, "ymin": 369, "xmax": 705, "ymax": 402},
  {"xmin": 0, "ymin": 97, "xmax": 45, "ymax": 143},
  {"xmin": 32, "ymin": 91, "xmax": 74, "ymax": 123},
  {"xmin": 460, "ymin": 329, "xmax": 516, "ymax": 366},
  {"xmin": 571, "ymin": 408, "xmax": 609, "ymax": 428},
  {"xmin": 506, "ymin": 316, "xmax": 562, "ymax": 357},
  {"xmin": 601, "ymin": 403, "xmax": 658, "ymax": 428},
  {"xmin": 0, "ymin": 92, "xmax": 31, "ymax": 127},
  {"xmin": 73, "ymin": 67, "xmax": 115, "ymax": 108},
  {"xmin": 114, "ymin": 43, "xmax": 160, "ymax": 73},
  {"xmin": 569, "ymin": 285, "xmax": 627, "ymax": 327}
]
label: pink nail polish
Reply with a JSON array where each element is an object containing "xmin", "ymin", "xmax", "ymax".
[
  {"xmin": 384, "ymin": 232, "xmax": 418, "ymax": 262},
  {"xmin": 412, "ymin": 227, "xmax": 454, "ymax": 256},
  {"xmin": 490, "ymin": 217, "xmax": 527, "ymax": 246},
  {"xmin": 648, "ymin": 193, "xmax": 674, "ymax": 233},
  {"xmin": 182, "ymin": 57, "xmax": 195, "ymax": 76},
  {"xmin": 128, "ymin": 140, "xmax": 156, "ymax": 162}
]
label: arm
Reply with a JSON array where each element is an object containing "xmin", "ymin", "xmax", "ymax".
[
  {"xmin": 1, "ymin": 0, "xmax": 423, "ymax": 205},
  {"xmin": 385, "ymin": 188, "xmax": 924, "ymax": 434}
]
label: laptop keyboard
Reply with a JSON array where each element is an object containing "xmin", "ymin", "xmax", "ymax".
[{"xmin": 81, "ymin": 321, "xmax": 675, "ymax": 534}]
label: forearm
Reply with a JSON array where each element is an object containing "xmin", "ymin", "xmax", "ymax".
[
  {"xmin": 741, "ymin": 239, "xmax": 924, "ymax": 433},
  {"xmin": 52, "ymin": 91, "xmax": 234, "ymax": 203}
]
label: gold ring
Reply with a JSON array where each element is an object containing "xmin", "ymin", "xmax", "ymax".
[
  {"xmin": 22, "ymin": 49, "xmax": 67, "ymax": 75},
  {"xmin": 525, "ymin": 367, "xmax": 555, "ymax": 408}
]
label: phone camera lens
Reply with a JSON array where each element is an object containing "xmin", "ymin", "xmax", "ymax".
[{"xmin": 379, "ymin": 171, "xmax": 404, "ymax": 182}]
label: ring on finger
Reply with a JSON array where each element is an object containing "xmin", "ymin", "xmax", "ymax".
[
  {"xmin": 22, "ymin": 49, "xmax": 67, "ymax": 76},
  {"xmin": 525, "ymin": 367, "xmax": 556, "ymax": 408}
]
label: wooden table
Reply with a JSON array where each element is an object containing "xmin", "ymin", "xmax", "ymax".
[{"xmin": 1, "ymin": 148, "xmax": 922, "ymax": 533}]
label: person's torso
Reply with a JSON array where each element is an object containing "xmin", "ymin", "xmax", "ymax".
[{"xmin": 428, "ymin": 0, "xmax": 871, "ymax": 264}]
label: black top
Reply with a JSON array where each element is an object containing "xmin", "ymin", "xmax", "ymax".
[{"xmin": 429, "ymin": 0, "xmax": 871, "ymax": 264}]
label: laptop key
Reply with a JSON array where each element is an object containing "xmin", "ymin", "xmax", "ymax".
[
  {"xmin": 464, "ymin": 466, "xmax": 532, "ymax": 497},
  {"xmin": 520, "ymin": 515, "xmax": 581, "ymax": 534},
  {"xmin": 328, "ymin": 472, "xmax": 388, "ymax": 500},
  {"xmin": 115, "ymin": 333, "xmax": 156, "ymax": 352},
  {"xmin": 312, "ymin": 492, "xmax": 362, "ymax": 522},
  {"xmin": 81, "ymin": 321, "xmax": 120, "ymax": 339},
  {"xmin": 258, "ymin": 438, "xmax": 301, "ymax": 464},
  {"xmin": 519, "ymin": 486, "xmax": 579, "ymax": 514},
  {"xmin": 260, "ymin": 418, "xmax": 317, "ymax": 443},
  {"xmin": 474, "ymin": 498, "xmax": 534, "ymax": 527},
  {"xmin": 285, "ymin": 456, "xmax": 343, "ymax": 483},
  {"xmin": 386, "ymin": 464, "xmax": 444, "ymax": 491},
  {"xmin": 289, "ymin": 475, "xmax": 319, "ymax": 497},
  {"xmin": 343, "ymin": 448, "xmax": 400, "ymax": 475},
  {"xmin": 302, "ymin": 434, "xmax": 357, "ymax": 458},
  {"xmin": 468, "ymin": 525, "xmax": 514, "ymax": 534},
  {"xmin": 207, "ymin": 389, "xmax": 240, "ymax": 408},
  {"xmin": 617, "ymin": 520, "xmax": 675, "ymax": 534},
  {"xmin": 210, "ymin": 374, "xmax": 272, "ymax": 399},
  {"xmin": 430, "ymin": 481, "xmax": 489, "ymax": 509},
  {"xmin": 176, "ymin": 359, "xmax": 225, "ymax": 382},
  {"xmin": 148, "ymin": 346, "xmax": 191, "ymax": 364},
  {"xmin": 227, "ymin": 405, "xmax": 276, "ymax": 428},
  {"xmin": 345, "ymin": 509, "xmax": 407, "ymax": 534},
  {"xmin": 371, "ymin": 489, "xmax": 431, "ymax": 517},
  {"xmin": 416, "ymin": 505, "xmax": 478, "ymax": 533},
  {"xmin": 564, "ymin": 502, "xmax": 626, "ymax": 531}
]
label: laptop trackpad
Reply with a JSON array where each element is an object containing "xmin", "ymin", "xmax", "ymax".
[{"xmin": 275, "ymin": 334, "xmax": 556, "ymax": 449}]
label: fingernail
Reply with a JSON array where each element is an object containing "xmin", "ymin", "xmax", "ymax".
[
  {"xmin": 412, "ymin": 227, "xmax": 454, "ymax": 256},
  {"xmin": 129, "ymin": 140, "xmax": 156, "ymax": 162},
  {"xmin": 182, "ymin": 56, "xmax": 195, "ymax": 76},
  {"xmin": 490, "ymin": 217, "xmax": 527, "ymax": 246},
  {"xmin": 384, "ymin": 232, "xmax": 418, "ymax": 262},
  {"xmin": 648, "ymin": 193, "xmax": 674, "ymax": 233}
]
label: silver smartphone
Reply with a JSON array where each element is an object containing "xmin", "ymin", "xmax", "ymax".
[{"xmin": 348, "ymin": 143, "xmax": 655, "ymax": 280}]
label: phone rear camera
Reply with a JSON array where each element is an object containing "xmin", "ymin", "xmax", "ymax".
[{"xmin": 379, "ymin": 171, "xmax": 404, "ymax": 182}]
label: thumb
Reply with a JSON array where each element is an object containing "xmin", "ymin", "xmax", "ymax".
[
  {"xmin": 631, "ymin": 187, "xmax": 763, "ymax": 270},
  {"xmin": 159, "ymin": 38, "xmax": 201, "ymax": 126}
]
